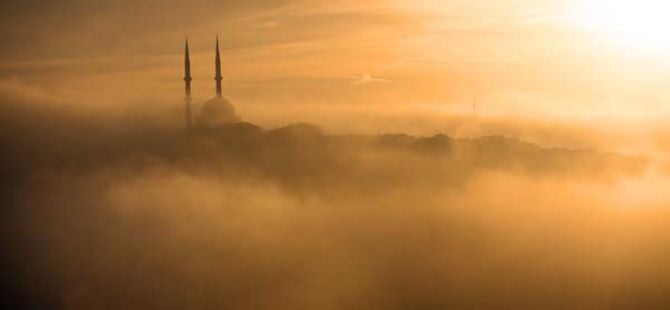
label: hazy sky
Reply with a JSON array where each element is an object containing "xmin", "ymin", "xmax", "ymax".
[
  {"xmin": 6, "ymin": 4, "xmax": 670, "ymax": 307},
  {"xmin": 3, "ymin": 0, "xmax": 670, "ymax": 129}
]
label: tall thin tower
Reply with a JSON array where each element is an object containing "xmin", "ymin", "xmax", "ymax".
[
  {"xmin": 214, "ymin": 35, "xmax": 223, "ymax": 97},
  {"xmin": 184, "ymin": 38, "xmax": 193, "ymax": 130}
]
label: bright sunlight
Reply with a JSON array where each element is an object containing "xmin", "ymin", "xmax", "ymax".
[{"xmin": 573, "ymin": 0, "xmax": 670, "ymax": 51}]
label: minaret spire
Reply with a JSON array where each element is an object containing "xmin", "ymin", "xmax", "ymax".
[
  {"xmin": 215, "ymin": 35, "xmax": 223, "ymax": 97},
  {"xmin": 184, "ymin": 37, "xmax": 193, "ymax": 130}
]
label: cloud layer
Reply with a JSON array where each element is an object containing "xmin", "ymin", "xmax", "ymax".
[{"xmin": 3, "ymin": 87, "xmax": 669, "ymax": 309}]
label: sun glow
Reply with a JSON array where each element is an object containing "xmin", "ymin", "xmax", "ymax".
[{"xmin": 573, "ymin": 0, "xmax": 670, "ymax": 51}]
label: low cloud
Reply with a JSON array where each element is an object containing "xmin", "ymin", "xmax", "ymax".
[{"xmin": 4, "ymin": 89, "xmax": 670, "ymax": 309}]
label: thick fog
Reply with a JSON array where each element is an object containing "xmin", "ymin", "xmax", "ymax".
[{"xmin": 4, "ymin": 86, "xmax": 670, "ymax": 310}]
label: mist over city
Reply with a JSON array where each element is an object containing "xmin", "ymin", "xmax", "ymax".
[{"xmin": 3, "ymin": 0, "xmax": 670, "ymax": 309}]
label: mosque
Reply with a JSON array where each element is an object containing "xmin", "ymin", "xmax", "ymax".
[{"xmin": 183, "ymin": 36, "xmax": 240, "ymax": 130}]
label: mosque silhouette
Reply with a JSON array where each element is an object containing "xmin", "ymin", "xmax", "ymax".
[{"xmin": 183, "ymin": 36, "xmax": 240, "ymax": 131}]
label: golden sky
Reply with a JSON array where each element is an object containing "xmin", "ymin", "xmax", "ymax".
[
  {"xmin": 7, "ymin": 4, "xmax": 670, "ymax": 307},
  {"xmin": 3, "ymin": 0, "xmax": 670, "ymax": 131}
]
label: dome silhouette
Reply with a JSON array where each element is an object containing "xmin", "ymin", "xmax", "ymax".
[{"xmin": 199, "ymin": 96, "xmax": 240, "ymax": 128}]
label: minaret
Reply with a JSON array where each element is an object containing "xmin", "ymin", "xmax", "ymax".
[
  {"xmin": 214, "ymin": 35, "xmax": 223, "ymax": 97},
  {"xmin": 184, "ymin": 38, "xmax": 193, "ymax": 130}
]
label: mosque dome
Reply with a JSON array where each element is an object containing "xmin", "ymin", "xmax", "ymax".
[{"xmin": 200, "ymin": 96, "xmax": 240, "ymax": 128}]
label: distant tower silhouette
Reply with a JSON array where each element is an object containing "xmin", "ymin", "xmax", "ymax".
[
  {"xmin": 184, "ymin": 38, "xmax": 193, "ymax": 130},
  {"xmin": 473, "ymin": 100, "xmax": 477, "ymax": 119},
  {"xmin": 214, "ymin": 35, "xmax": 223, "ymax": 97}
]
